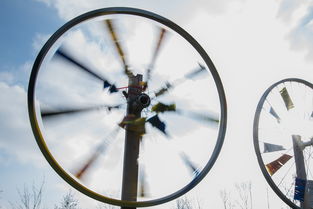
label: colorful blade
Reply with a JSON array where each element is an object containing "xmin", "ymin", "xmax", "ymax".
[
  {"xmin": 180, "ymin": 152, "xmax": 200, "ymax": 176},
  {"xmin": 54, "ymin": 49, "xmax": 116, "ymax": 92},
  {"xmin": 146, "ymin": 114, "xmax": 167, "ymax": 135},
  {"xmin": 150, "ymin": 102, "xmax": 218, "ymax": 126},
  {"xmin": 104, "ymin": 80, "xmax": 111, "ymax": 89},
  {"xmin": 263, "ymin": 142, "xmax": 285, "ymax": 153},
  {"xmin": 41, "ymin": 104, "xmax": 121, "ymax": 118},
  {"xmin": 119, "ymin": 115, "xmax": 146, "ymax": 135},
  {"xmin": 145, "ymin": 27, "xmax": 167, "ymax": 82},
  {"xmin": 265, "ymin": 154, "xmax": 292, "ymax": 176},
  {"xmin": 73, "ymin": 127, "xmax": 120, "ymax": 179},
  {"xmin": 151, "ymin": 102, "xmax": 176, "ymax": 113},
  {"xmin": 269, "ymin": 107, "xmax": 281, "ymax": 123},
  {"xmin": 75, "ymin": 152, "xmax": 100, "ymax": 179},
  {"xmin": 154, "ymin": 82, "xmax": 172, "ymax": 97},
  {"xmin": 109, "ymin": 84, "xmax": 118, "ymax": 93},
  {"xmin": 280, "ymin": 87, "xmax": 294, "ymax": 110},
  {"xmin": 105, "ymin": 19, "xmax": 133, "ymax": 77},
  {"xmin": 294, "ymin": 177, "xmax": 306, "ymax": 202}
]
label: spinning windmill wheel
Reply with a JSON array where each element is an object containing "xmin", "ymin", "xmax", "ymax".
[
  {"xmin": 28, "ymin": 7, "xmax": 227, "ymax": 208},
  {"xmin": 253, "ymin": 78, "xmax": 313, "ymax": 209}
]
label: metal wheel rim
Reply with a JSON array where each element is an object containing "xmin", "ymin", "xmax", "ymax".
[
  {"xmin": 253, "ymin": 78, "xmax": 313, "ymax": 209},
  {"xmin": 28, "ymin": 7, "xmax": 227, "ymax": 207}
]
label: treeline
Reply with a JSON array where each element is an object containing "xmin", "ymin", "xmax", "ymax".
[{"xmin": 0, "ymin": 181, "xmax": 291, "ymax": 209}]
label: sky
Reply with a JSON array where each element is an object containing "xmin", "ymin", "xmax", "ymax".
[{"xmin": 0, "ymin": 0, "xmax": 313, "ymax": 209}]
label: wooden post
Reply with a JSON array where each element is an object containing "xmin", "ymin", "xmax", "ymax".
[{"xmin": 121, "ymin": 74, "xmax": 143, "ymax": 209}]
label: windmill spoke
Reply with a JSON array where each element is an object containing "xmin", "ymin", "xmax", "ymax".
[
  {"xmin": 304, "ymin": 147, "xmax": 313, "ymax": 179},
  {"xmin": 277, "ymin": 160, "xmax": 296, "ymax": 187}
]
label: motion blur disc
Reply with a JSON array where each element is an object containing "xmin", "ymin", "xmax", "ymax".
[{"xmin": 28, "ymin": 7, "xmax": 227, "ymax": 207}]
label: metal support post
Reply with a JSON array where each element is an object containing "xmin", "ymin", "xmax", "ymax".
[{"xmin": 292, "ymin": 135, "xmax": 310, "ymax": 209}]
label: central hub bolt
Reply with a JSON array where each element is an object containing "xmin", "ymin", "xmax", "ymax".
[{"xmin": 137, "ymin": 93, "xmax": 151, "ymax": 108}]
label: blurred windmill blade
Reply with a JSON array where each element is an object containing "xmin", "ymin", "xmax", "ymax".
[
  {"xmin": 280, "ymin": 87, "xmax": 294, "ymax": 110},
  {"xmin": 176, "ymin": 109, "xmax": 219, "ymax": 126},
  {"xmin": 72, "ymin": 127, "xmax": 120, "ymax": 180},
  {"xmin": 41, "ymin": 104, "xmax": 121, "ymax": 119},
  {"xmin": 139, "ymin": 166, "xmax": 149, "ymax": 198},
  {"xmin": 154, "ymin": 82, "xmax": 172, "ymax": 98},
  {"xmin": 54, "ymin": 48, "xmax": 117, "ymax": 93},
  {"xmin": 150, "ymin": 102, "xmax": 218, "ymax": 126},
  {"xmin": 74, "ymin": 151, "xmax": 100, "ymax": 179},
  {"xmin": 179, "ymin": 152, "xmax": 200, "ymax": 176},
  {"xmin": 151, "ymin": 102, "xmax": 176, "ymax": 113},
  {"xmin": 146, "ymin": 114, "xmax": 167, "ymax": 135},
  {"xmin": 153, "ymin": 64, "xmax": 208, "ymax": 98},
  {"xmin": 145, "ymin": 27, "xmax": 167, "ymax": 84},
  {"xmin": 184, "ymin": 63, "xmax": 207, "ymax": 79},
  {"xmin": 105, "ymin": 19, "xmax": 133, "ymax": 77}
]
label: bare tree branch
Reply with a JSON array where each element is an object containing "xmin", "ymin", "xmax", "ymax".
[
  {"xmin": 10, "ymin": 180, "xmax": 44, "ymax": 209},
  {"xmin": 54, "ymin": 191, "xmax": 80, "ymax": 209},
  {"xmin": 96, "ymin": 203, "xmax": 118, "ymax": 209},
  {"xmin": 173, "ymin": 196, "xmax": 202, "ymax": 209},
  {"xmin": 219, "ymin": 189, "xmax": 235, "ymax": 209},
  {"xmin": 235, "ymin": 181, "xmax": 252, "ymax": 209}
]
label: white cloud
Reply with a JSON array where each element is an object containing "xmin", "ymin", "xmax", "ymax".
[
  {"xmin": 35, "ymin": 0, "xmax": 245, "ymax": 24},
  {"xmin": 0, "ymin": 62, "xmax": 32, "ymax": 88},
  {"xmin": 288, "ymin": 7, "xmax": 313, "ymax": 60},
  {"xmin": 277, "ymin": 0, "xmax": 306, "ymax": 23},
  {"xmin": 0, "ymin": 82, "xmax": 44, "ymax": 166},
  {"xmin": 277, "ymin": 0, "xmax": 313, "ymax": 61},
  {"xmin": 32, "ymin": 33, "xmax": 51, "ymax": 54}
]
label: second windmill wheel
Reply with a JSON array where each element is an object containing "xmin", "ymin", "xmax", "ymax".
[
  {"xmin": 254, "ymin": 78, "xmax": 313, "ymax": 209},
  {"xmin": 28, "ymin": 7, "xmax": 227, "ymax": 207}
]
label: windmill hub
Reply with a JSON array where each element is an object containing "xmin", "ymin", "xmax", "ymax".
[{"xmin": 136, "ymin": 93, "xmax": 151, "ymax": 109}]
